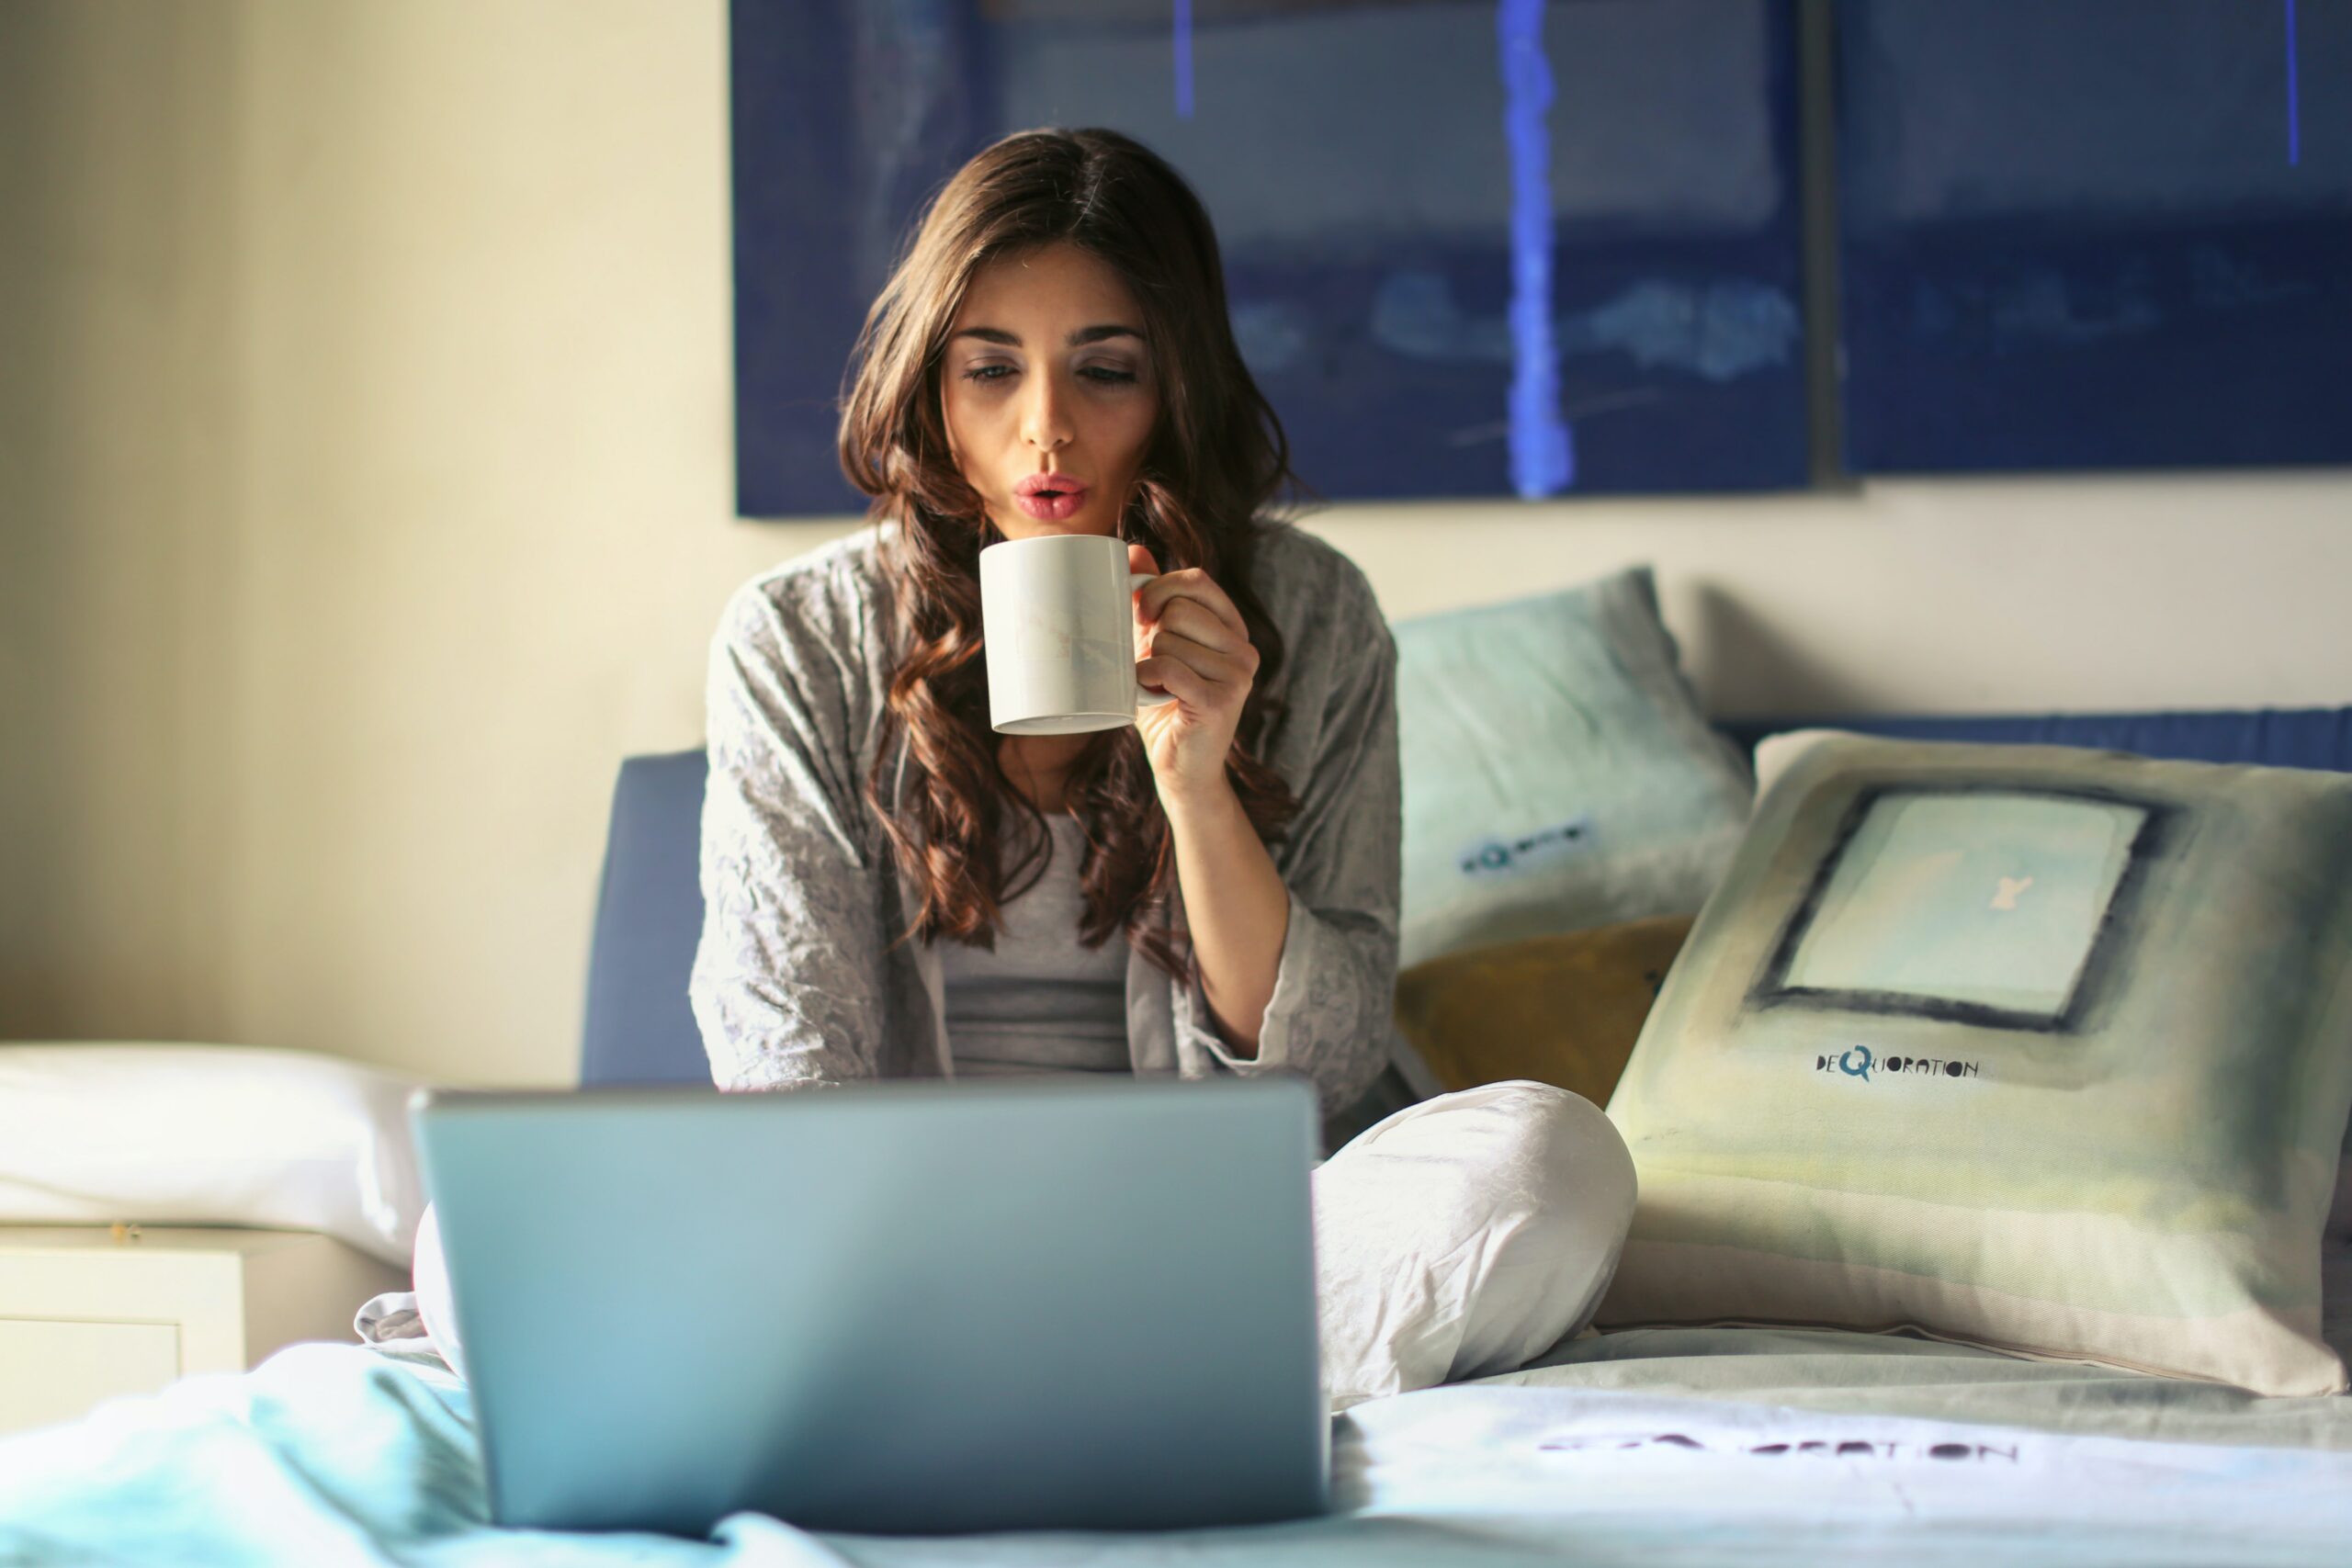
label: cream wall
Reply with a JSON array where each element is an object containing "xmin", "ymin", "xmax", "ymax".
[{"xmin": 3, "ymin": 0, "xmax": 2346, "ymax": 1088}]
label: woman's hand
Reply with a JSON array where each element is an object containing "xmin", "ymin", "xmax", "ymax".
[{"xmin": 1128, "ymin": 542, "xmax": 1259, "ymax": 807}]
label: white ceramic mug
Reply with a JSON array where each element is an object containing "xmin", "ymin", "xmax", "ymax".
[{"xmin": 978, "ymin": 532, "xmax": 1179, "ymax": 735}]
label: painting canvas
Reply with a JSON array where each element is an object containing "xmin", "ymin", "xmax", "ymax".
[
  {"xmin": 1836, "ymin": 0, "xmax": 2352, "ymax": 473},
  {"xmin": 730, "ymin": 0, "xmax": 1811, "ymax": 519}
]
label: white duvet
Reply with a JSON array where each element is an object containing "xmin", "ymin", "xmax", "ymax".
[{"xmin": 6, "ymin": 1334, "xmax": 2350, "ymax": 1567}]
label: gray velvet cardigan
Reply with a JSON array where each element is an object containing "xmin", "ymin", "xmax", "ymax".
[{"xmin": 685, "ymin": 517, "xmax": 1406, "ymax": 1137}]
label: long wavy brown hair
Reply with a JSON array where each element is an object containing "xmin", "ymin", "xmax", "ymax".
[{"xmin": 835, "ymin": 126, "xmax": 1318, "ymax": 983}]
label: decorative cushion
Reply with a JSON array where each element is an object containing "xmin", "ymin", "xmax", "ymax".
[
  {"xmin": 1395, "ymin": 915, "xmax": 1693, "ymax": 1104},
  {"xmin": 1600, "ymin": 730, "xmax": 2352, "ymax": 1396},
  {"xmin": 1746, "ymin": 720, "xmax": 2352, "ymax": 1292},
  {"xmin": 2331, "ymin": 1156, "xmax": 2352, "ymax": 1364},
  {"xmin": 1390, "ymin": 565, "xmax": 1752, "ymax": 972},
  {"xmin": 0, "ymin": 1043, "xmax": 431, "ymax": 1267}
]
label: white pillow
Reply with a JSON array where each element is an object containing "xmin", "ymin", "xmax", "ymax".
[{"xmin": 0, "ymin": 1043, "xmax": 430, "ymax": 1267}]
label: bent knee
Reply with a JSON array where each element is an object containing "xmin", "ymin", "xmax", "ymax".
[
  {"xmin": 1505, "ymin": 1090, "xmax": 1636, "ymax": 1213},
  {"xmin": 1347, "ymin": 1079, "xmax": 1636, "ymax": 1229},
  {"xmin": 1473, "ymin": 1081, "xmax": 1636, "ymax": 1231}
]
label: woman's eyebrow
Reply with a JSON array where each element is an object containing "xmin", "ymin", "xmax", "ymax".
[{"xmin": 949, "ymin": 324, "xmax": 1145, "ymax": 347}]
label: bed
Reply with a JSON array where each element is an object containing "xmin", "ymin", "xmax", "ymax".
[
  {"xmin": 5, "ymin": 1315, "xmax": 2351, "ymax": 1565},
  {"xmin": 3, "ymin": 705, "xmax": 2346, "ymax": 1564}
]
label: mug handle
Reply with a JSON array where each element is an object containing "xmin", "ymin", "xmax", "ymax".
[{"xmin": 1129, "ymin": 570, "xmax": 1178, "ymax": 709}]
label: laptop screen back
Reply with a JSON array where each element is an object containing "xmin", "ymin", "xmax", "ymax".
[{"xmin": 412, "ymin": 1076, "xmax": 1328, "ymax": 1537}]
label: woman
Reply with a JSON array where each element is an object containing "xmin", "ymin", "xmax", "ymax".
[{"xmin": 415, "ymin": 127, "xmax": 1634, "ymax": 1413}]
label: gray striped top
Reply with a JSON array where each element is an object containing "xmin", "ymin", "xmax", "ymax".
[{"xmin": 938, "ymin": 814, "xmax": 1132, "ymax": 1078}]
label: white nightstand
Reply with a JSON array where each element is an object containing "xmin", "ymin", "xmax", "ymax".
[{"xmin": 0, "ymin": 1224, "xmax": 411, "ymax": 1438}]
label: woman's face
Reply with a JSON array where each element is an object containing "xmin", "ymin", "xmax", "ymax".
[{"xmin": 939, "ymin": 242, "xmax": 1160, "ymax": 543}]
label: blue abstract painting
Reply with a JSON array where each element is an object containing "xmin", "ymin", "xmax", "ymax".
[
  {"xmin": 1837, "ymin": 0, "xmax": 2352, "ymax": 474},
  {"xmin": 730, "ymin": 0, "xmax": 1810, "ymax": 519}
]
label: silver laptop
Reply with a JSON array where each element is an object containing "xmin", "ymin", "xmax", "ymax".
[{"xmin": 409, "ymin": 1076, "xmax": 1329, "ymax": 1538}]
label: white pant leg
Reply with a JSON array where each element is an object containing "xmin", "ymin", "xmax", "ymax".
[
  {"xmin": 412, "ymin": 1201, "xmax": 469, "ymax": 1382},
  {"xmin": 1311, "ymin": 1079, "xmax": 1636, "ymax": 1416}
]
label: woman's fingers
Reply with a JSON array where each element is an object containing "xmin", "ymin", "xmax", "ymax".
[{"xmin": 1141, "ymin": 627, "xmax": 1258, "ymax": 687}]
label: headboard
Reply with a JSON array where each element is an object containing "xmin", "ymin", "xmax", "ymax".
[{"xmin": 582, "ymin": 706, "xmax": 2352, "ymax": 1089}]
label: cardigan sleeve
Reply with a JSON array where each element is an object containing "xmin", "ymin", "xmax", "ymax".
[
  {"xmin": 687, "ymin": 575, "xmax": 891, "ymax": 1093},
  {"xmin": 1171, "ymin": 573, "xmax": 1403, "ymax": 1122}
]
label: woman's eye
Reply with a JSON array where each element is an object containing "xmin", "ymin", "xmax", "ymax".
[{"xmin": 959, "ymin": 365, "xmax": 1137, "ymax": 386}]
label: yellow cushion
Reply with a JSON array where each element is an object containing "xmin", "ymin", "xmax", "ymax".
[{"xmin": 1394, "ymin": 915, "xmax": 1696, "ymax": 1103}]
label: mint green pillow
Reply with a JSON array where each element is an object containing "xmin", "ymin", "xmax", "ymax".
[
  {"xmin": 1600, "ymin": 729, "xmax": 2352, "ymax": 1397},
  {"xmin": 1392, "ymin": 565, "xmax": 1752, "ymax": 972}
]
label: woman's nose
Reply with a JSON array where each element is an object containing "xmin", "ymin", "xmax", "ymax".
[{"xmin": 1023, "ymin": 372, "xmax": 1073, "ymax": 451}]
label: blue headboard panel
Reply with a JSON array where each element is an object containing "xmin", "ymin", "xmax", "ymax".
[
  {"xmin": 582, "ymin": 707, "xmax": 2352, "ymax": 1088},
  {"xmin": 580, "ymin": 749, "xmax": 712, "ymax": 1089},
  {"xmin": 1715, "ymin": 707, "xmax": 2352, "ymax": 773}
]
